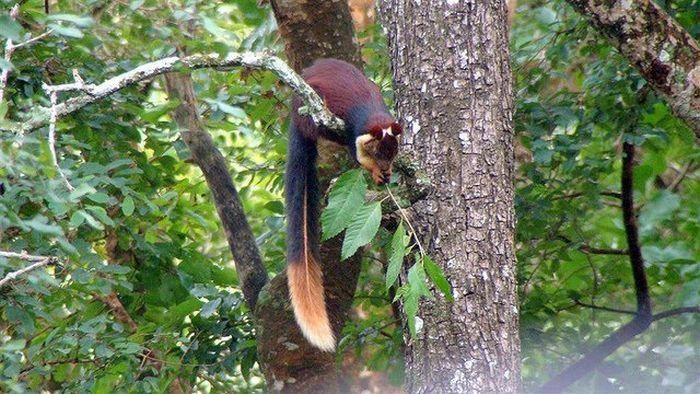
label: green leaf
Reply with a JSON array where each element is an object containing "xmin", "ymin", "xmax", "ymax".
[
  {"xmin": 165, "ymin": 298, "xmax": 203, "ymax": 326},
  {"xmin": 408, "ymin": 262, "xmax": 432, "ymax": 299},
  {"xmin": 341, "ymin": 202, "xmax": 382, "ymax": 260},
  {"xmin": 26, "ymin": 217, "xmax": 63, "ymax": 236},
  {"xmin": 86, "ymin": 192, "xmax": 109, "ymax": 204},
  {"xmin": 0, "ymin": 15, "xmax": 23, "ymax": 41},
  {"xmin": 85, "ymin": 205, "xmax": 115, "ymax": 226},
  {"xmin": 48, "ymin": 24, "xmax": 83, "ymax": 38},
  {"xmin": 1, "ymin": 339, "xmax": 26, "ymax": 352},
  {"xmin": 69, "ymin": 183, "xmax": 97, "ymax": 201},
  {"xmin": 139, "ymin": 101, "xmax": 181, "ymax": 123},
  {"xmin": 423, "ymin": 256, "xmax": 453, "ymax": 301},
  {"xmin": 404, "ymin": 293, "xmax": 419, "ymax": 339},
  {"xmin": 76, "ymin": 209, "xmax": 105, "ymax": 230},
  {"xmin": 122, "ymin": 196, "xmax": 135, "ymax": 216},
  {"xmin": 47, "ymin": 14, "xmax": 94, "ymax": 28},
  {"xmin": 200, "ymin": 298, "xmax": 222, "ymax": 318},
  {"xmin": 321, "ymin": 169, "xmax": 367, "ymax": 240},
  {"xmin": 385, "ymin": 222, "xmax": 407, "ymax": 289},
  {"xmin": 263, "ymin": 200, "xmax": 284, "ymax": 214}
]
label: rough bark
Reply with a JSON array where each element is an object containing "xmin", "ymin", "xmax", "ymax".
[
  {"xmin": 163, "ymin": 73, "xmax": 268, "ymax": 309},
  {"xmin": 380, "ymin": 1, "xmax": 521, "ymax": 393},
  {"xmin": 255, "ymin": 1, "xmax": 363, "ymax": 392},
  {"xmin": 566, "ymin": 0, "xmax": 700, "ymax": 141},
  {"xmin": 269, "ymin": 0, "xmax": 362, "ymax": 71}
]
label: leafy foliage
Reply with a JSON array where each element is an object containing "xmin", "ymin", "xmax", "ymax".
[
  {"xmin": 513, "ymin": 0, "xmax": 700, "ymax": 392},
  {"xmin": 1, "ymin": 0, "xmax": 280, "ymax": 392},
  {"xmin": 321, "ymin": 169, "xmax": 452, "ymax": 340},
  {"xmin": 0, "ymin": 0, "xmax": 698, "ymax": 392}
]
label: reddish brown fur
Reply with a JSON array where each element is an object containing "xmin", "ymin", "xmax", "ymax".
[
  {"xmin": 286, "ymin": 59, "xmax": 401, "ymax": 351},
  {"xmin": 302, "ymin": 59, "xmax": 386, "ymax": 119}
]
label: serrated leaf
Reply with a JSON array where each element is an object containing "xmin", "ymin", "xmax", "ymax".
[
  {"xmin": 122, "ymin": 196, "xmax": 135, "ymax": 216},
  {"xmin": 341, "ymin": 202, "xmax": 381, "ymax": 260},
  {"xmin": 321, "ymin": 169, "xmax": 367, "ymax": 240},
  {"xmin": 423, "ymin": 256, "xmax": 453, "ymax": 301},
  {"xmin": 408, "ymin": 262, "xmax": 432, "ymax": 299},
  {"xmin": 385, "ymin": 222, "xmax": 407, "ymax": 289}
]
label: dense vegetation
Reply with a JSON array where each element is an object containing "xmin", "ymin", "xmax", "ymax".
[{"xmin": 0, "ymin": 0, "xmax": 698, "ymax": 392}]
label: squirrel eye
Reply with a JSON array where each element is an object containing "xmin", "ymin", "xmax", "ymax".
[{"xmin": 391, "ymin": 123, "xmax": 403, "ymax": 135}]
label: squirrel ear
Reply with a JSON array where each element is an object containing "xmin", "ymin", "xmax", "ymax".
[{"xmin": 391, "ymin": 122, "xmax": 403, "ymax": 135}]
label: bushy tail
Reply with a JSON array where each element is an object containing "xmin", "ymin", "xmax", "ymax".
[{"xmin": 285, "ymin": 123, "xmax": 335, "ymax": 352}]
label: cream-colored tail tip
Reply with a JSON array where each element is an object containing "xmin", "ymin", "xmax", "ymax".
[{"xmin": 292, "ymin": 308, "xmax": 336, "ymax": 351}]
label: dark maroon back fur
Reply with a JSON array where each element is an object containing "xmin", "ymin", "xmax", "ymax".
[{"xmin": 302, "ymin": 59, "xmax": 386, "ymax": 118}]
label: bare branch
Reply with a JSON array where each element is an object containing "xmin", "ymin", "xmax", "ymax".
[
  {"xmin": 163, "ymin": 72, "xmax": 267, "ymax": 309},
  {"xmin": 573, "ymin": 300, "xmax": 636, "ymax": 315},
  {"xmin": 44, "ymin": 85, "xmax": 75, "ymax": 191},
  {"xmin": 0, "ymin": 253, "xmax": 57, "ymax": 287},
  {"xmin": 540, "ymin": 141, "xmax": 655, "ymax": 392},
  {"xmin": 620, "ymin": 143, "xmax": 652, "ymax": 317},
  {"xmin": 669, "ymin": 160, "xmax": 696, "ymax": 192},
  {"xmin": 556, "ymin": 235, "xmax": 628, "ymax": 256},
  {"xmin": 2, "ymin": 52, "xmax": 345, "ymax": 137},
  {"xmin": 653, "ymin": 306, "xmax": 700, "ymax": 321}
]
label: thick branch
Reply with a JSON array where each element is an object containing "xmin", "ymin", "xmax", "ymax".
[
  {"xmin": 621, "ymin": 143, "xmax": 652, "ymax": 317},
  {"xmin": 573, "ymin": 300, "xmax": 636, "ymax": 315},
  {"xmin": 566, "ymin": 0, "xmax": 700, "ymax": 141},
  {"xmin": 2, "ymin": 52, "xmax": 345, "ymax": 137},
  {"xmin": 163, "ymin": 72, "xmax": 267, "ymax": 309},
  {"xmin": 541, "ymin": 141, "xmax": 654, "ymax": 392},
  {"xmin": 539, "ymin": 317, "xmax": 652, "ymax": 393}
]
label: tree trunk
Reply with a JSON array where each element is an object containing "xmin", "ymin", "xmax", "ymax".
[
  {"xmin": 380, "ymin": 1, "xmax": 521, "ymax": 392},
  {"xmin": 254, "ymin": 1, "xmax": 363, "ymax": 392}
]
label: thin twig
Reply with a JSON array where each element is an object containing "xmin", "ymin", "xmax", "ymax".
[
  {"xmin": 45, "ymin": 88, "xmax": 75, "ymax": 191},
  {"xmin": 652, "ymin": 306, "xmax": 700, "ymax": 321},
  {"xmin": 551, "ymin": 191, "xmax": 622, "ymax": 201},
  {"xmin": 0, "ymin": 254, "xmax": 57, "ymax": 287},
  {"xmin": 669, "ymin": 160, "xmax": 695, "ymax": 192},
  {"xmin": 385, "ymin": 185, "xmax": 425, "ymax": 258},
  {"xmin": 573, "ymin": 300, "xmax": 636, "ymax": 315},
  {"xmin": 0, "ymin": 250, "xmax": 54, "ymax": 261},
  {"xmin": 556, "ymin": 235, "xmax": 628, "ymax": 256},
  {"xmin": 11, "ymin": 29, "xmax": 53, "ymax": 50}
]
